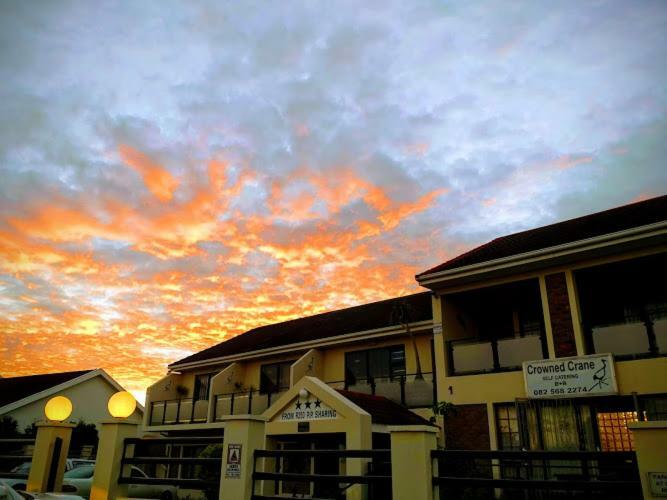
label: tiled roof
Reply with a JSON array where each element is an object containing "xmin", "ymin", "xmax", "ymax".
[
  {"xmin": 170, "ymin": 292, "xmax": 433, "ymax": 367},
  {"xmin": 336, "ymin": 389, "xmax": 434, "ymax": 426},
  {"xmin": 0, "ymin": 370, "xmax": 94, "ymax": 407},
  {"xmin": 418, "ymin": 194, "xmax": 667, "ymax": 277}
]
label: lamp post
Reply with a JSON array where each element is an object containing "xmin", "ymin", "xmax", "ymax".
[
  {"xmin": 90, "ymin": 391, "xmax": 140, "ymax": 500},
  {"xmin": 26, "ymin": 396, "xmax": 75, "ymax": 493}
]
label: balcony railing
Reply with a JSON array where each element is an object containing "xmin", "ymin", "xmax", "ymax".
[
  {"xmin": 149, "ymin": 398, "xmax": 209, "ymax": 426},
  {"xmin": 327, "ymin": 372, "xmax": 435, "ymax": 408},
  {"xmin": 590, "ymin": 317, "xmax": 667, "ymax": 359},
  {"xmin": 447, "ymin": 333, "xmax": 546, "ymax": 376},
  {"xmin": 213, "ymin": 389, "xmax": 287, "ymax": 420}
]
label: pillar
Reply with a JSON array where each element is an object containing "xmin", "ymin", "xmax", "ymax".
[
  {"xmin": 389, "ymin": 425, "xmax": 438, "ymax": 500},
  {"xmin": 629, "ymin": 421, "xmax": 667, "ymax": 499},
  {"xmin": 345, "ymin": 413, "xmax": 372, "ymax": 500},
  {"xmin": 26, "ymin": 422, "xmax": 74, "ymax": 493},
  {"xmin": 219, "ymin": 415, "xmax": 266, "ymax": 500},
  {"xmin": 90, "ymin": 419, "xmax": 140, "ymax": 500}
]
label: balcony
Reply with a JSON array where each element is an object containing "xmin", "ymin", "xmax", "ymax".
[
  {"xmin": 212, "ymin": 390, "xmax": 287, "ymax": 420},
  {"xmin": 447, "ymin": 333, "xmax": 546, "ymax": 376},
  {"xmin": 591, "ymin": 317, "xmax": 667, "ymax": 359},
  {"xmin": 149, "ymin": 398, "xmax": 209, "ymax": 426},
  {"xmin": 328, "ymin": 372, "xmax": 435, "ymax": 408}
]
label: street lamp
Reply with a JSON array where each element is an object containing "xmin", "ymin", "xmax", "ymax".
[
  {"xmin": 107, "ymin": 391, "xmax": 137, "ymax": 419},
  {"xmin": 44, "ymin": 396, "xmax": 73, "ymax": 422}
]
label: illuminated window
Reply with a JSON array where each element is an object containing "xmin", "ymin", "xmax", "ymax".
[
  {"xmin": 596, "ymin": 411, "xmax": 638, "ymax": 451},
  {"xmin": 495, "ymin": 404, "xmax": 522, "ymax": 450}
]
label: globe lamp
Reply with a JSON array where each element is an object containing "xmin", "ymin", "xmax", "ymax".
[
  {"xmin": 44, "ymin": 396, "xmax": 73, "ymax": 422},
  {"xmin": 108, "ymin": 391, "xmax": 137, "ymax": 419}
]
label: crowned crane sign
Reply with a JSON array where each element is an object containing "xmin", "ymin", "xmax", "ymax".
[{"xmin": 523, "ymin": 353, "xmax": 617, "ymax": 399}]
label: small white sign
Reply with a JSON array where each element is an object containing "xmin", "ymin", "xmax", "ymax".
[
  {"xmin": 433, "ymin": 324, "xmax": 443, "ymax": 335},
  {"xmin": 523, "ymin": 353, "xmax": 617, "ymax": 399},
  {"xmin": 225, "ymin": 444, "xmax": 242, "ymax": 479},
  {"xmin": 649, "ymin": 472, "xmax": 667, "ymax": 497},
  {"xmin": 279, "ymin": 397, "xmax": 337, "ymax": 422}
]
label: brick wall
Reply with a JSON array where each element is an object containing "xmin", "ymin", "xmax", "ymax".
[
  {"xmin": 545, "ymin": 272, "xmax": 577, "ymax": 357},
  {"xmin": 445, "ymin": 404, "xmax": 490, "ymax": 450}
]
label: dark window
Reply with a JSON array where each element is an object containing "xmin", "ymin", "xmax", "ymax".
[
  {"xmin": 643, "ymin": 396, "xmax": 667, "ymax": 420},
  {"xmin": 345, "ymin": 345, "xmax": 406, "ymax": 385},
  {"xmin": 194, "ymin": 373, "xmax": 214, "ymax": 401},
  {"xmin": 260, "ymin": 361, "xmax": 294, "ymax": 394}
]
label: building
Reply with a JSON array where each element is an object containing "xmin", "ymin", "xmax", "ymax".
[
  {"xmin": 144, "ymin": 194, "xmax": 666, "ymax": 456},
  {"xmin": 418, "ymin": 194, "xmax": 667, "ymax": 452},
  {"xmin": 0, "ymin": 369, "xmax": 144, "ymax": 431}
]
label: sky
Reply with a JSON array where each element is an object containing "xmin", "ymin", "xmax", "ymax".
[{"xmin": 1, "ymin": 1, "xmax": 666, "ymax": 403}]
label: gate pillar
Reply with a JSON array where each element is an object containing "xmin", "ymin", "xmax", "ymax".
[
  {"xmin": 629, "ymin": 421, "xmax": 667, "ymax": 499},
  {"xmin": 90, "ymin": 419, "xmax": 140, "ymax": 500},
  {"xmin": 389, "ymin": 425, "xmax": 438, "ymax": 500},
  {"xmin": 219, "ymin": 415, "xmax": 266, "ymax": 500},
  {"xmin": 26, "ymin": 422, "xmax": 75, "ymax": 493}
]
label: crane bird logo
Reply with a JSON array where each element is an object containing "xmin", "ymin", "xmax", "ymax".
[{"xmin": 588, "ymin": 359, "xmax": 609, "ymax": 391}]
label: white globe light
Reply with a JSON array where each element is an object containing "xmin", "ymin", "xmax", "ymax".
[
  {"xmin": 45, "ymin": 396, "xmax": 73, "ymax": 422},
  {"xmin": 108, "ymin": 391, "xmax": 137, "ymax": 419},
  {"xmin": 298, "ymin": 388, "xmax": 309, "ymax": 399}
]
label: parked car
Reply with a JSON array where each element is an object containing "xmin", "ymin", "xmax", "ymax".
[
  {"xmin": 1, "ymin": 461, "xmax": 95, "ymax": 492},
  {"xmin": 0, "ymin": 480, "xmax": 84, "ymax": 500},
  {"xmin": 61, "ymin": 465, "xmax": 176, "ymax": 500}
]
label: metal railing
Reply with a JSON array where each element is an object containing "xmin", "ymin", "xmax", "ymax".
[
  {"xmin": 251, "ymin": 449, "xmax": 391, "ymax": 500},
  {"xmin": 213, "ymin": 389, "xmax": 287, "ymax": 420},
  {"xmin": 0, "ymin": 438, "xmax": 35, "ymax": 479},
  {"xmin": 149, "ymin": 398, "xmax": 209, "ymax": 425},
  {"xmin": 327, "ymin": 371, "xmax": 436, "ymax": 408},
  {"xmin": 432, "ymin": 449, "xmax": 641, "ymax": 499},
  {"xmin": 590, "ymin": 316, "xmax": 667, "ymax": 359},
  {"xmin": 119, "ymin": 436, "xmax": 222, "ymax": 492},
  {"xmin": 447, "ymin": 333, "xmax": 547, "ymax": 376}
]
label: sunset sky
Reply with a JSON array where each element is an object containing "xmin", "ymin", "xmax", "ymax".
[{"xmin": 1, "ymin": 1, "xmax": 666, "ymax": 402}]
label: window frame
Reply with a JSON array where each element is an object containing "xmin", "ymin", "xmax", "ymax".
[
  {"xmin": 259, "ymin": 360, "xmax": 295, "ymax": 394},
  {"xmin": 344, "ymin": 344, "xmax": 406, "ymax": 386}
]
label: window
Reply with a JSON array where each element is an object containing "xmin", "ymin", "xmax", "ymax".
[
  {"xmin": 596, "ymin": 411, "xmax": 637, "ymax": 451},
  {"xmin": 260, "ymin": 361, "xmax": 294, "ymax": 394},
  {"xmin": 495, "ymin": 404, "xmax": 522, "ymax": 450},
  {"xmin": 344, "ymin": 345, "xmax": 406, "ymax": 385},
  {"xmin": 643, "ymin": 396, "xmax": 667, "ymax": 420},
  {"xmin": 194, "ymin": 373, "xmax": 214, "ymax": 401}
]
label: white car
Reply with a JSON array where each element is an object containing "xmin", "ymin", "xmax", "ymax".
[
  {"xmin": 61, "ymin": 465, "xmax": 176, "ymax": 500},
  {"xmin": 2, "ymin": 461, "xmax": 95, "ymax": 492},
  {"xmin": 0, "ymin": 480, "xmax": 84, "ymax": 500}
]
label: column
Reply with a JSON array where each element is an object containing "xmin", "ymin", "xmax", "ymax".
[
  {"xmin": 219, "ymin": 415, "xmax": 266, "ymax": 500},
  {"xmin": 629, "ymin": 421, "xmax": 667, "ymax": 499},
  {"xmin": 90, "ymin": 419, "xmax": 140, "ymax": 500},
  {"xmin": 389, "ymin": 425, "xmax": 438, "ymax": 500},
  {"xmin": 26, "ymin": 422, "xmax": 75, "ymax": 493}
]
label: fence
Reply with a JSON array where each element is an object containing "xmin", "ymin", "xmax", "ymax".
[
  {"xmin": 251, "ymin": 449, "xmax": 392, "ymax": 500},
  {"xmin": 118, "ymin": 436, "xmax": 223, "ymax": 497},
  {"xmin": 432, "ymin": 449, "xmax": 642, "ymax": 500}
]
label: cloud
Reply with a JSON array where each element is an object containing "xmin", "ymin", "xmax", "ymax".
[{"xmin": 0, "ymin": 0, "xmax": 665, "ymax": 395}]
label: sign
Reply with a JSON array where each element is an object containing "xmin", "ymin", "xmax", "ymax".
[
  {"xmin": 523, "ymin": 353, "xmax": 617, "ymax": 399},
  {"xmin": 433, "ymin": 324, "xmax": 443, "ymax": 335},
  {"xmin": 649, "ymin": 472, "xmax": 667, "ymax": 497},
  {"xmin": 225, "ymin": 444, "xmax": 242, "ymax": 479},
  {"xmin": 279, "ymin": 396, "xmax": 338, "ymax": 422},
  {"xmin": 298, "ymin": 422, "xmax": 310, "ymax": 433}
]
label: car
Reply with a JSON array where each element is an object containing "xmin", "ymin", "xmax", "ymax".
[
  {"xmin": 2, "ymin": 461, "xmax": 95, "ymax": 492},
  {"xmin": 61, "ymin": 465, "xmax": 176, "ymax": 500},
  {"xmin": 0, "ymin": 480, "xmax": 84, "ymax": 500}
]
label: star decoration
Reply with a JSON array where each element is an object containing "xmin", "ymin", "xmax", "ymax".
[
  {"xmin": 314, "ymin": 399, "xmax": 321, "ymax": 408},
  {"xmin": 304, "ymin": 400, "xmax": 312, "ymax": 409},
  {"xmin": 295, "ymin": 400, "xmax": 302, "ymax": 410}
]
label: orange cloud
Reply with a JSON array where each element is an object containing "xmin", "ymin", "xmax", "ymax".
[{"xmin": 119, "ymin": 145, "xmax": 179, "ymax": 202}]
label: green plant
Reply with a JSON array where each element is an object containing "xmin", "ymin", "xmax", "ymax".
[
  {"xmin": 176, "ymin": 384, "xmax": 189, "ymax": 397},
  {"xmin": 0, "ymin": 416, "xmax": 20, "ymax": 438},
  {"xmin": 432, "ymin": 400, "xmax": 457, "ymax": 419}
]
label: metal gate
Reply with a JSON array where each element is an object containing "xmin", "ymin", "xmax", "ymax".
[
  {"xmin": 251, "ymin": 448, "xmax": 391, "ymax": 500},
  {"xmin": 432, "ymin": 449, "xmax": 642, "ymax": 499},
  {"xmin": 118, "ymin": 436, "xmax": 223, "ymax": 499}
]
